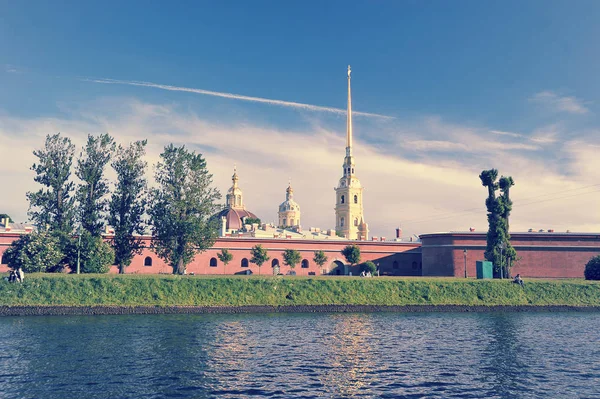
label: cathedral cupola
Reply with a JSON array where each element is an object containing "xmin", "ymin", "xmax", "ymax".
[
  {"xmin": 278, "ymin": 181, "xmax": 301, "ymax": 228},
  {"xmin": 215, "ymin": 166, "xmax": 259, "ymax": 233}
]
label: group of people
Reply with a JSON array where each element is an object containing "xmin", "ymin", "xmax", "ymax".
[
  {"xmin": 359, "ymin": 270, "xmax": 373, "ymax": 278},
  {"xmin": 8, "ymin": 268, "xmax": 24, "ymax": 283}
]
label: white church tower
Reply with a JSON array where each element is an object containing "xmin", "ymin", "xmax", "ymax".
[{"xmin": 334, "ymin": 66, "xmax": 369, "ymax": 240}]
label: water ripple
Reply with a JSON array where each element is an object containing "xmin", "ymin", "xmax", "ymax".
[{"xmin": 0, "ymin": 312, "xmax": 599, "ymax": 398}]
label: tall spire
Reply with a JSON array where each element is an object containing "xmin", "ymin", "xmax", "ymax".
[{"xmin": 346, "ymin": 65, "xmax": 353, "ymax": 157}]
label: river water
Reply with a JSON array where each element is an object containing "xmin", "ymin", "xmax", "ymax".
[{"xmin": 0, "ymin": 312, "xmax": 598, "ymax": 398}]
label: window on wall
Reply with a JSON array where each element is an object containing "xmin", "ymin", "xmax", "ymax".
[
  {"xmin": 144, "ymin": 256, "xmax": 152, "ymax": 267},
  {"xmin": 354, "ymin": 218, "xmax": 358, "ymax": 226},
  {"xmin": 354, "ymin": 195, "xmax": 358, "ymax": 204},
  {"xmin": 210, "ymin": 257, "xmax": 218, "ymax": 267},
  {"xmin": 272, "ymin": 259, "xmax": 279, "ymax": 267},
  {"xmin": 283, "ymin": 219, "xmax": 287, "ymax": 226},
  {"xmin": 393, "ymin": 261, "xmax": 399, "ymax": 269},
  {"xmin": 340, "ymin": 217, "xmax": 345, "ymax": 227},
  {"xmin": 301, "ymin": 259, "xmax": 309, "ymax": 268},
  {"xmin": 241, "ymin": 258, "xmax": 249, "ymax": 267},
  {"xmin": 341, "ymin": 195, "xmax": 345, "ymax": 204},
  {"xmin": 412, "ymin": 261, "xmax": 418, "ymax": 270}
]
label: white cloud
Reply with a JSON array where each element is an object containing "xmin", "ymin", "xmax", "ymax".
[
  {"xmin": 530, "ymin": 91, "xmax": 589, "ymax": 114},
  {"xmin": 1, "ymin": 98, "xmax": 599, "ymax": 238},
  {"xmin": 403, "ymin": 140, "xmax": 469, "ymax": 152},
  {"xmin": 83, "ymin": 78, "xmax": 392, "ymax": 119},
  {"xmin": 490, "ymin": 130, "xmax": 523, "ymax": 138},
  {"xmin": 529, "ymin": 124, "xmax": 562, "ymax": 144}
]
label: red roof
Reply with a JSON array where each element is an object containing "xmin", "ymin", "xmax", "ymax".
[{"xmin": 215, "ymin": 208, "xmax": 258, "ymax": 230}]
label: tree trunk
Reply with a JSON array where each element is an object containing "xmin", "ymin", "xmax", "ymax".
[
  {"xmin": 175, "ymin": 258, "xmax": 185, "ymax": 275},
  {"xmin": 119, "ymin": 263, "xmax": 126, "ymax": 274}
]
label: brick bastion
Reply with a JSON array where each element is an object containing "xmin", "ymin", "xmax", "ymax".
[
  {"xmin": 2, "ymin": 231, "xmax": 598, "ymax": 278},
  {"xmin": 420, "ymin": 231, "xmax": 600, "ymax": 278}
]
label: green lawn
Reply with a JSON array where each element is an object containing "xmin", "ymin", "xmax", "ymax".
[{"xmin": 1, "ymin": 274, "xmax": 599, "ymax": 307}]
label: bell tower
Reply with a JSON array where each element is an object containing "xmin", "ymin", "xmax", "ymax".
[{"xmin": 334, "ymin": 66, "xmax": 368, "ymax": 240}]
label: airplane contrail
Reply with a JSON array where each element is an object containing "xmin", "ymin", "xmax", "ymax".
[{"xmin": 83, "ymin": 77, "xmax": 393, "ymax": 119}]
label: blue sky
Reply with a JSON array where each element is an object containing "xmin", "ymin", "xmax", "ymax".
[{"xmin": 1, "ymin": 1, "xmax": 600, "ymax": 236}]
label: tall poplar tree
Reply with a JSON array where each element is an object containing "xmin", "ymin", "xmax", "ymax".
[
  {"xmin": 480, "ymin": 169, "xmax": 516, "ymax": 277},
  {"xmin": 109, "ymin": 140, "xmax": 148, "ymax": 274},
  {"xmin": 27, "ymin": 133, "xmax": 77, "ymax": 233},
  {"xmin": 499, "ymin": 175, "xmax": 516, "ymax": 274},
  {"xmin": 149, "ymin": 145, "xmax": 222, "ymax": 275},
  {"xmin": 76, "ymin": 133, "xmax": 115, "ymax": 236}
]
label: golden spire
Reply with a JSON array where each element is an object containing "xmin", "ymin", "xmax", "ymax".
[{"xmin": 346, "ymin": 65, "xmax": 353, "ymax": 157}]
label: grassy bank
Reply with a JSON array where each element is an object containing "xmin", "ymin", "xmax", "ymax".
[{"xmin": 1, "ymin": 274, "xmax": 599, "ymax": 307}]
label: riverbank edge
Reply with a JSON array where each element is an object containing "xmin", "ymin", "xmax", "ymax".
[{"xmin": 2, "ymin": 304, "xmax": 600, "ymax": 316}]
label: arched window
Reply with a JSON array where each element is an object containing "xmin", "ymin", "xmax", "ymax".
[
  {"xmin": 354, "ymin": 195, "xmax": 358, "ymax": 204},
  {"xmin": 210, "ymin": 257, "xmax": 218, "ymax": 267},
  {"xmin": 412, "ymin": 261, "xmax": 418, "ymax": 270},
  {"xmin": 301, "ymin": 259, "xmax": 309, "ymax": 268},
  {"xmin": 354, "ymin": 218, "xmax": 358, "ymax": 226},
  {"xmin": 241, "ymin": 258, "xmax": 249, "ymax": 267},
  {"xmin": 341, "ymin": 195, "xmax": 345, "ymax": 204},
  {"xmin": 393, "ymin": 261, "xmax": 399, "ymax": 269},
  {"xmin": 144, "ymin": 256, "xmax": 152, "ymax": 267},
  {"xmin": 352, "ymin": 168, "xmax": 354, "ymax": 174},
  {"xmin": 236, "ymin": 195, "xmax": 241, "ymax": 206},
  {"xmin": 283, "ymin": 219, "xmax": 287, "ymax": 226},
  {"xmin": 340, "ymin": 217, "xmax": 345, "ymax": 227},
  {"xmin": 271, "ymin": 259, "xmax": 279, "ymax": 267}
]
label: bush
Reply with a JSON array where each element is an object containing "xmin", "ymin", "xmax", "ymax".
[
  {"xmin": 3, "ymin": 231, "xmax": 64, "ymax": 273},
  {"xmin": 584, "ymin": 256, "xmax": 600, "ymax": 280},
  {"xmin": 66, "ymin": 231, "xmax": 115, "ymax": 273},
  {"xmin": 360, "ymin": 261, "xmax": 377, "ymax": 275}
]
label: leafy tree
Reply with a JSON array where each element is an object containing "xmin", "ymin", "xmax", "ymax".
[
  {"xmin": 3, "ymin": 231, "xmax": 64, "ymax": 273},
  {"xmin": 244, "ymin": 217, "xmax": 261, "ymax": 225},
  {"xmin": 341, "ymin": 244, "xmax": 361, "ymax": 266},
  {"xmin": 65, "ymin": 231, "xmax": 115, "ymax": 273},
  {"xmin": 360, "ymin": 261, "xmax": 377, "ymax": 275},
  {"xmin": 313, "ymin": 250, "xmax": 328, "ymax": 272},
  {"xmin": 76, "ymin": 133, "xmax": 115, "ymax": 236},
  {"xmin": 283, "ymin": 249, "xmax": 301, "ymax": 272},
  {"xmin": 499, "ymin": 176, "xmax": 517, "ymax": 275},
  {"xmin": 27, "ymin": 133, "xmax": 77, "ymax": 234},
  {"xmin": 480, "ymin": 169, "xmax": 516, "ymax": 278},
  {"xmin": 0, "ymin": 214, "xmax": 13, "ymax": 223},
  {"xmin": 108, "ymin": 140, "xmax": 148, "ymax": 274},
  {"xmin": 584, "ymin": 256, "xmax": 600, "ymax": 280},
  {"xmin": 250, "ymin": 244, "xmax": 270, "ymax": 275},
  {"xmin": 149, "ymin": 145, "xmax": 222, "ymax": 275},
  {"xmin": 217, "ymin": 248, "xmax": 233, "ymax": 274}
]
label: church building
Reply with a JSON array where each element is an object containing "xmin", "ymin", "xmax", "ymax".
[
  {"xmin": 215, "ymin": 167, "xmax": 259, "ymax": 234},
  {"xmin": 334, "ymin": 66, "xmax": 369, "ymax": 240},
  {"xmin": 278, "ymin": 182, "xmax": 301, "ymax": 228}
]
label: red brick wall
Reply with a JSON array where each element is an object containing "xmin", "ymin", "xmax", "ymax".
[
  {"xmin": 421, "ymin": 232, "xmax": 600, "ymax": 278},
  {"xmin": 0, "ymin": 234, "xmax": 421, "ymax": 275}
]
